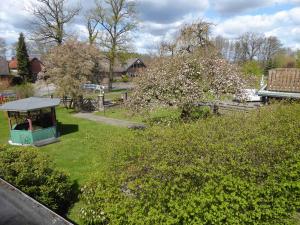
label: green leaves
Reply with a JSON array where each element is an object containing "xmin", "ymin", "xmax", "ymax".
[{"xmin": 0, "ymin": 145, "xmax": 76, "ymax": 214}]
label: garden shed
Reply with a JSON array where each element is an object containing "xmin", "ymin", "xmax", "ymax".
[{"xmin": 0, "ymin": 97, "xmax": 60, "ymax": 146}]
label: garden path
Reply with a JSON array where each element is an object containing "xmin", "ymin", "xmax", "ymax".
[{"xmin": 73, "ymin": 112, "xmax": 146, "ymax": 129}]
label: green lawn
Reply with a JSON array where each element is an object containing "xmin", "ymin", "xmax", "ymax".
[
  {"xmin": 95, "ymin": 106, "xmax": 181, "ymax": 123},
  {"xmin": 0, "ymin": 112, "xmax": 10, "ymax": 145},
  {"xmin": 0, "ymin": 107, "xmax": 133, "ymax": 224}
]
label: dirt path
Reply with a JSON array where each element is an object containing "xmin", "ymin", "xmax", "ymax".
[{"xmin": 73, "ymin": 112, "xmax": 145, "ymax": 129}]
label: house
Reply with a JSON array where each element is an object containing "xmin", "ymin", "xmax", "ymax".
[
  {"xmin": 122, "ymin": 58, "xmax": 146, "ymax": 77},
  {"xmin": 0, "ymin": 57, "xmax": 12, "ymax": 88},
  {"xmin": 8, "ymin": 57, "xmax": 17, "ymax": 74},
  {"xmin": 30, "ymin": 58, "xmax": 44, "ymax": 80},
  {"xmin": 8, "ymin": 57, "xmax": 44, "ymax": 81},
  {"xmin": 97, "ymin": 58, "xmax": 146, "ymax": 82}
]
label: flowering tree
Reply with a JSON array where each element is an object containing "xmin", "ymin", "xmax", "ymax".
[
  {"xmin": 44, "ymin": 39, "xmax": 102, "ymax": 110},
  {"xmin": 128, "ymin": 50, "xmax": 245, "ymax": 118}
]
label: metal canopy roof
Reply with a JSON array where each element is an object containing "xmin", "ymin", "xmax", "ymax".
[
  {"xmin": 257, "ymin": 85, "xmax": 300, "ymax": 99},
  {"xmin": 0, "ymin": 97, "xmax": 60, "ymax": 112},
  {"xmin": 0, "ymin": 178, "xmax": 73, "ymax": 225}
]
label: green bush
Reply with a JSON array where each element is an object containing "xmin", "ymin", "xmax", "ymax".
[
  {"xmin": 80, "ymin": 103, "xmax": 300, "ymax": 225},
  {"xmin": 0, "ymin": 146, "xmax": 77, "ymax": 214},
  {"xmin": 241, "ymin": 60, "xmax": 263, "ymax": 76},
  {"xmin": 13, "ymin": 83, "xmax": 35, "ymax": 98},
  {"xmin": 189, "ymin": 105, "xmax": 211, "ymax": 120}
]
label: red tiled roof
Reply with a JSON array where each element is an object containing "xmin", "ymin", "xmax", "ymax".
[
  {"xmin": 8, "ymin": 58, "xmax": 17, "ymax": 70},
  {"xmin": 8, "ymin": 57, "xmax": 44, "ymax": 72}
]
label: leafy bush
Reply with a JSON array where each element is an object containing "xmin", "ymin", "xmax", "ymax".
[
  {"xmin": 0, "ymin": 146, "xmax": 77, "ymax": 214},
  {"xmin": 80, "ymin": 103, "xmax": 300, "ymax": 224},
  {"xmin": 189, "ymin": 105, "xmax": 211, "ymax": 120},
  {"xmin": 241, "ymin": 60, "xmax": 263, "ymax": 76},
  {"xmin": 13, "ymin": 83, "xmax": 35, "ymax": 98}
]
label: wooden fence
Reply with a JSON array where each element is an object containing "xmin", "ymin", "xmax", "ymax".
[
  {"xmin": 195, "ymin": 101, "xmax": 261, "ymax": 114},
  {"xmin": 268, "ymin": 68, "xmax": 300, "ymax": 93}
]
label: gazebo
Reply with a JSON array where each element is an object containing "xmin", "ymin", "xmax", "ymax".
[{"xmin": 0, "ymin": 97, "xmax": 60, "ymax": 146}]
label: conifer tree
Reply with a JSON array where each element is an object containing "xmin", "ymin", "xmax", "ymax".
[{"xmin": 16, "ymin": 33, "xmax": 31, "ymax": 82}]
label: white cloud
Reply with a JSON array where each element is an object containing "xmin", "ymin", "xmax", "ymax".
[
  {"xmin": 1, "ymin": 0, "xmax": 300, "ymax": 55},
  {"xmin": 213, "ymin": 7, "xmax": 300, "ymax": 49}
]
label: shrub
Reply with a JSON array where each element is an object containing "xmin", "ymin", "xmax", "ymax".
[
  {"xmin": 241, "ymin": 60, "xmax": 263, "ymax": 76},
  {"xmin": 80, "ymin": 103, "xmax": 300, "ymax": 224},
  {"xmin": 13, "ymin": 83, "xmax": 35, "ymax": 98},
  {"xmin": 0, "ymin": 146, "xmax": 77, "ymax": 214}
]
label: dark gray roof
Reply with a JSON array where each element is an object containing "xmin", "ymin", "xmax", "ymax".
[
  {"xmin": 0, "ymin": 178, "xmax": 73, "ymax": 225},
  {"xmin": 99, "ymin": 58, "xmax": 146, "ymax": 73},
  {"xmin": 0, "ymin": 97, "xmax": 60, "ymax": 112},
  {"xmin": 0, "ymin": 57, "xmax": 9, "ymax": 76}
]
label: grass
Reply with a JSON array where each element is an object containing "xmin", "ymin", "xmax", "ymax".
[
  {"xmin": 0, "ymin": 112, "xmax": 10, "ymax": 145},
  {"xmin": 0, "ymin": 107, "xmax": 133, "ymax": 224},
  {"xmin": 95, "ymin": 106, "xmax": 181, "ymax": 123}
]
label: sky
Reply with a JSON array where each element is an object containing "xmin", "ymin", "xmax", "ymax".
[{"xmin": 1, "ymin": 0, "xmax": 300, "ymax": 56}]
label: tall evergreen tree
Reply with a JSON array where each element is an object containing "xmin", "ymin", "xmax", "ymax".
[{"xmin": 16, "ymin": 33, "xmax": 31, "ymax": 82}]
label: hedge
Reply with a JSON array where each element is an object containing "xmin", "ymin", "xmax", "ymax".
[{"xmin": 80, "ymin": 103, "xmax": 300, "ymax": 224}]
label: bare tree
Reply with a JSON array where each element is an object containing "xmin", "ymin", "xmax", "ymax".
[
  {"xmin": 235, "ymin": 32, "xmax": 264, "ymax": 62},
  {"xmin": 212, "ymin": 35, "xmax": 237, "ymax": 61},
  {"xmin": 0, "ymin": 37, "xmax": 6, "ymax": 58},
  {"xmin": 176, "ymin": 20, "xmax": 213, "ymax": 53},
  {"xmin": 31, "ymin": 0, "xmax": 80, "ymax": 45},
  {"xmin": 85, "ymin": 9, "xmax": 100, "ymax": 45},
  {"xmin": 94, "ymin": 0, "xmax": 137, "ymax": 90},
  {"xmin": 259, "ymin": 36, "xmax": 282, "ymax": 63},
  {"xmin": 159, "ymin": 40, "xmax": 176, "ymax": 57},
  {"xmin": 27, "ymin": 40, "xmax": 54, "ymax": 58}
]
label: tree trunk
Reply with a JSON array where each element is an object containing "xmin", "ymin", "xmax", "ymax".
[
  {"xmin": 108, "ymin": 61, "xmax": 113, "ymax": 91},
  {"xmin": 73, "ymin": 95, "xmax": 83, "ymax": 112}
]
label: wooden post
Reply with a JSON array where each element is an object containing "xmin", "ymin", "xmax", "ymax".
[
  {"xmin": 122, "ymin": 92, "xmax": 128, "ymax": 102},
  {"xmin": 51, "ymin": 107, "xmax": 57, "ymax": 126},
  {"xmin": 7, "ymin": 112, "xmax": 12, "ymax": 130}
]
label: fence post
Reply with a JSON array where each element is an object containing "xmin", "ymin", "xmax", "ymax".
[{"xmin": 122, "ymin": 92, "xmax": 128, "ymax": 102}]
